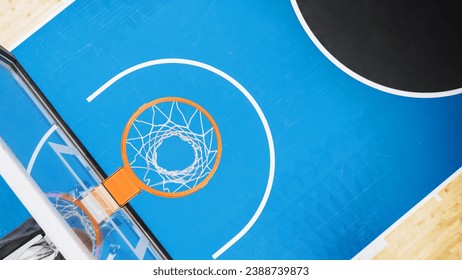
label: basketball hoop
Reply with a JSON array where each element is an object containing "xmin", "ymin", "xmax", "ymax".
[
  {"xmin": 102, "ymin": 97, "xmax": 222, "ymax": 205},
  {"xmin": 47, "ymin": 192, "xmax": 102, "ymax": 258}
]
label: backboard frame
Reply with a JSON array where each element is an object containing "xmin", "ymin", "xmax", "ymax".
[{"xmin": 0, "ymin": 45, "xmax": 171, "ymax": 260}]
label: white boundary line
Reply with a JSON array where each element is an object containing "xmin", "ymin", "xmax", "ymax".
[
  {"xmin": 353, "ymin": 166, "xmax": 462, "ymax": 259},
  {"xmin": 290, "ymin": 0, "xmax": 462, "ymax": 98},
  {"xmin": 26, "ymin": 124, "xmax": 57, "ymax": 174},
  {"xmin": 0, "ymin": 137, "xmax": 93, "ymax": 259},
  {"xmin": 8, "ymin": 0, "xmax": 75, "ymax": 51},
  {"xmin": 291, "ymin": 0, "xmax": 462, "ymax": 259},
  {"xmin": 27, "ymin": 129, "xmax": 156, "ymax": 260},
  {"xmin": 87, "ymin": 58, "xmax": 276, "ymax": 259}
]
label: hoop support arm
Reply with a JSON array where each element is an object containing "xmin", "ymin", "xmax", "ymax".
[{"xmin": 102, "ymin": 167, "xmax": 141, "ymax": 206}]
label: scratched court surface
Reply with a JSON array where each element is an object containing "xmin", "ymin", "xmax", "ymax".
[{"xmin": 6, "ymin": 0, "xmax": 462, "ymax": 259}]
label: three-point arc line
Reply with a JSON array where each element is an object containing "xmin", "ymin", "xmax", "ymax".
[{"xmin": 86, "ymin": 58, "xmax": 276, "ymax": 259}]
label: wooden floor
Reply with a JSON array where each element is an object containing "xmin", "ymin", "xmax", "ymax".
[
  {"xmin": 371, "ymin": 170, "xmax": 462, "ymax": 259},
  {"xmin": 0, "ymin": 0, "xmax": 68, "ymax": 50},
  {"xmin": 1, "ymin": 0, "xmax": 461, "ymax": 260}
]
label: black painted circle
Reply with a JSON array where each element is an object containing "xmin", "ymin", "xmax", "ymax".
[{"xmin": 296, "ymin": 0, "xmax": 462, "ymax": 93}]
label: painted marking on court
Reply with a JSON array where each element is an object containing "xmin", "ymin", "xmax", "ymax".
[
  {"xmin": 353, "ymin": 165, "xmax": 462, "ymax": 259},
  {"xmin": 290, "ymin": 0, "xmax": 462, "ymax": 98},
  {"xmin": 26, "ymin": 124, "xmax": 57, "ymax": 174},
  {"xmin": 87, "ymin": 58, "xmax": 276, "ymax": 259}
]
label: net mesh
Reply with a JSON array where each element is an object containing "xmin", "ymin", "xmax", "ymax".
[
  {"xmin": 125, "ymin": 99, "xmax": 220, "ymax": 194},
  {"xmin": 48, "ymin": 193, "xmax": 99, "ymax": 256}
]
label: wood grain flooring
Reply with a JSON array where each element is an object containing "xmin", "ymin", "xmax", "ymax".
[
  {"xmin": 1, "ymin": 0, "xmax": 461, "ymax": 260},
  {"xmin": 372, "ymin": 171, "xmax": 462, "ymax": 259},
  {"xmin": 0, "ymin": 0, "xmax": 69, "ymax": 50}
]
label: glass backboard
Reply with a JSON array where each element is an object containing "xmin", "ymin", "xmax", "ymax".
[{"xmin": 0, "ymin": 46, "xmax": 169, "ymax": 260}]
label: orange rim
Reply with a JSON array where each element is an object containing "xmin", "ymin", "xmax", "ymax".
[
  {"xmin": 60, "ymin": 194, "xmax": 102, "ymax": 256},
  {"xmin": 121, "ymin": 97, "xmax": 222, "ymax": 198}
]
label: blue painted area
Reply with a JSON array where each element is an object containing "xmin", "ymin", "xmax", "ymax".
[
  {"xmin": 9, "ymin": 0, "xmax": 462, "ymax": 259},
  {"xmin": 0, "ymin": 176, "xmax": 31, "ymax": 239},
  {"xmin": 0, "ymin": 56, "xmax": 160, "ymax": 259},
  {"xmin": 0, "ymin": 64, "xmax": 50, "ymax": 164},
  {"xmin": 0, "ymin": 62, "xmax": 91, "ymax": 196},
  {"xmin": 0, "ymin": 64, "xmax": 34, "ymax": 238}
]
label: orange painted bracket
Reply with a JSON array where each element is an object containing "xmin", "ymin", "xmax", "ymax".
[{"xmin": 102, "ymin": 167, "xmax": 141, "ymax": 206}]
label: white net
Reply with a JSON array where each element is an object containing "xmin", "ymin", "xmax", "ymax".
[
  {"xmin": 48, "ymin": 193, "xmax": 100, "ymax": 257},
  {"xmin": 125, "ymin": 99, "xmax": 220, "ymax": 194}
]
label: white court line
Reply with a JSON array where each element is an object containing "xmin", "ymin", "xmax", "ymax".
[
  {"xmin": 26, "ymin": 124, "xmax": 57, "ymax": 174},
  {"xmin": 290, "ymin": 0, "xmax": 462, "ymax": 98},
  {"xmin": 8, "ymin": 0, "xmax": 75, "ymax": 51},
  {"xmin": 0, "ymin": 137, "xmax": 94, "ymax": 260},
  {"xmin": 291, "ymin": 0, "xmax": 462, "ymax": 258},
  {"xmin": 87, "ymin": 58, "xmax": 276, "ymax": 259},
  {"xmin": 353, "ymin": 166, "xmax": 462, "ymax": 259}
]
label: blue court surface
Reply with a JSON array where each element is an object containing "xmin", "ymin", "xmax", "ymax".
[{"xmin": 2, "ymin": 0, "xmax": 462, "ymax": 259}]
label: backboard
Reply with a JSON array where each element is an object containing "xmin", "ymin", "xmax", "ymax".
[
  {"xmin": 4, "ymin": 0, "xmax": 462, "ymax": 260},
  {"xmin": 0, "ymin": 47, "xmax": 169, "ymax": 260}
]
